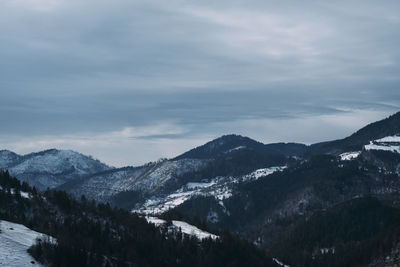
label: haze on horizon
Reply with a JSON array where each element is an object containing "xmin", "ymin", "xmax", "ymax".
[{"xmin": 1, "ymin": 0, "xmax": 399, "ymax": 167}]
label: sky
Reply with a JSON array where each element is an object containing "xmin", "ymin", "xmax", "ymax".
[{"xmin": 0, "ymin": 0, "xmax": 399, "ymax": 167}]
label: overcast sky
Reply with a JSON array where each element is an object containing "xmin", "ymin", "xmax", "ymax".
[{"xmin": 1, "ymin": 0, "xmax": 399, "ymax": 167}]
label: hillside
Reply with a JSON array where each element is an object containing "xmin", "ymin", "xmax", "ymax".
[
  {"xmin": 0, "ymin": 170, "xmax": 277, "ymax": 267},
  {"xmin": 310, "ymin": 111, "xmax": 400, "ymax": 155},
  {"xmin": 0, "ymin": 149, "xmax": 111, "ymax": 190}
]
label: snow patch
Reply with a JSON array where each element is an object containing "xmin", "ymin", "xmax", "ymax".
[
  {"xmin": 273, "ymin": 258, "xmax": 290, "ymax": 267},
  {"xmin": 172, "ymin": 220, "xmax": 218, "ymax": 240},
  {"xmin": 364, "ymin": 135, "xmax": 400, "ymax": 153},
  {"xmin": 242, "ymin": 166, "xmax": 287, "ymax": 181},
  {"xmin": 7, "ymin": 188, "xmax": 32, "ymax": 199},
  {"xmin": 375, "ymin": 135, "xmax": 400, "ymax": 142},
  {"xmin": 0, "ymin": 220, "xmax": 54, "ymax": 267},
  {"xmin": 339, "ymin": 151, "xmax": 361, "ymax": 161},
  {"xmin": 145, "ymin": 216, "xmax": 167, "ymax": 227},
  {"xmin": 135, "ymin": 166, "xmax": 286, "ymax": 215},
  {"xmin": 144, "ymin": 217, "xmax": 218, "ymax": 240}
]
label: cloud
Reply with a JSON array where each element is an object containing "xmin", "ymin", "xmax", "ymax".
[
  {"xmin": 0, "ymin": 122, "xmax": 207, "ymax": 167},
  {"xmin": 0, "ymin": 108, "xmax": 395, "ymax": 167},
  {"xmin": 0, "ymin": 0, "xmax": 399, "ymax": 165}
]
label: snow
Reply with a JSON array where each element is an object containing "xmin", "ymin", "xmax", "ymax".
[
  {"xmin": 135, "ymin": 166, "xmax": 285, "ymax": 215},
  {"xmin": 172, "ymin": 220, "xmax": 218, "ymax": 240},
  {"xmin": 144, "ymin": 216, "xmax": 218, "ymax": 240},
  {"xmin": 70, "ymin": 158, "xmax": 208, "ymax": 201},
  {"xmin": 365, "ymin": 142, "xmax": 400, "ymax": 153},
  {"xmin": 145, "ymin": 216, "xmax": 166, "ymax": 226},
  {"xmin": 364, "ymin": 135, "xmax": 400, "ymax": 153},
  {"xmin": 242, "ymin": 166, "xmax": 287, "ymax": 181},
  {"xmin": 8, "ymin": 188, "xmax": 32, "ymax": 199},
  {"xmin": 186, "ymin": 180, "xmax": 217, "ymax": 189},
  {"xmin": 20, "ymin": 191, "xmax": 31, "ymax": 199},
  {"xmin": 136, "ymin": 177, "xmax": 234, "ymax": 215},
  {"xmin": 0, "ymin": 220, "xmax": 54, "ymax": 267},
  {"xmin": 138, "ymin": 191, "xmax": 197, "ymax": 214},
  {"xmin": 320, "ymin": 247, "xmax": 335, "ymax": 254},
  {"xmin": 10, "ymin": 150, "xmax": 108, "ymax": 175},
  {"xmin": 273, "ymin": 258, "xmax": 290, "ymax": 267},
  {"xmin": 0, "ymin": 150, "xmax": 21, "ymax": 169},
  {"xmin": 339, "ymin": 151, "xmax": 361, "ymax": 161},
  {"xmin": 375, "ymin": 135, "xmax": 400, "ymax": 142},
  {"xmin": 2, "ymin": 149, "xmax": 111, "ymax": 190}
]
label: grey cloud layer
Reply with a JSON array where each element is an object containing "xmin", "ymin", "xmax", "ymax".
[{"xmin": 0, "ymin": 0, "xmax": 399, "ymax": 165}]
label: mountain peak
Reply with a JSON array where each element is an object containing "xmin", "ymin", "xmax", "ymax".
[
  {"xmin": 175, "ymin": 134, "xmax": 308, "ymax": 160},
  {"xmin": 0, "ymin": 148, "xmax": 112, "ymax": 190},
  {"xmin": 174, "ymin": 134, "xmax": 264, "ymax": 160}
]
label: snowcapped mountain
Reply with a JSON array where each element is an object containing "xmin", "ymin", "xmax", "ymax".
[
  {"xmin": 61, "ymin": 158, "xmax": 208, "ymax": 201},
  {"xmin": 0, "ymin": 150, "xmax": 22, "ymax": 169},
  {"xmin": 60, "ymin": 136, "xmax": 297, "ymax": 207},
  {"xmin": 135, "ymin": 166, "xmax": 286, "ymax": 215},
  {"xmin": 0, "ymin": 149, "xmax": 112, "ymax": 190}
]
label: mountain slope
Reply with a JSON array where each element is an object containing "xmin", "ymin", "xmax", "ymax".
[
  {"xmin": 0, "ymin": 149, "xmax": 112, "ymax": 190},
  {"xmin": 169, "ymin": 151, "xmax": 400, "ymax": 253},
  {"xmin": 175, "ymin": 134, "xmax": 307, "ymax": 160},
  {"xmin": 0, "ymin": 220, "xmax": 52, "ymax": 267},
  {"xmin": 0, "ymin": 150, "xmax": 22, "ymax": 169},
  {"xmin": 0, "ymin": 170, "xmax": 278, "ymax": 267},
  {"xmin": 60, "ymin": 158, "xmax": 209, "ymax": 202},
  {"xmin": 310, "ymin": 111, "xmax": 400, "ymax": 155},
  {"xmin": 271, "ymin": 197, "xmax": 400, "ymax": 267}
]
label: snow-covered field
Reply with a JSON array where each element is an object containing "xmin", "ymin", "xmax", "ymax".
[
  {"xmin": 242, "ymin": 166, "xmax": 287, "ymax": 181},
  {"xmin": 339, "ymin": 151, "xmax": 361, "ymax": 161},
  {"xmin": 273, "ymin": 258, "xmax": 290, "ymax": 267},
  {"xmin": 0, "ymin": 220, "xmax": 53, "ymax": 267},
  {"xmin": 364, "ymin": 135, "xmax": 400, "ymax": 153},
  {"xmin": 145, "ymin": 216, "xmax": 218, "ymax": 240},
  {"xmin": 69, "ymin": 158, "xmax": 208, "ymax": 201},
  {"xmin": 135, "ymin": 166, "xmax": 286, "ymax": 215}
]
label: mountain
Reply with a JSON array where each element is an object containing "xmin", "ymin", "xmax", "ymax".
[
  {"xmin": 0, "ymin": 150, "xmax": 22, "ymax": 169},
  {"xmin": 310, "ymin": 111, "xmax": 400, "ymax": 155},
  {"xmin": 0, "ymin": 170, "xmax": 278, "ymax": 267},
  {"xmin": 2, "ymin": 111, "xmax": 400, "ymax": 266},
  {"xmin": 137, "ymin": 112, "xmax": 400, "ymax": 266},
  {"xmin": 59, "ymin": 135, "xmax": 300, "ymax": 207},
  {"xmin": 59, "ymin": 158, "xmax": 208, "ymax": 202},
  {"xmin": 0, "ymin": 220, "xmax": 51, "ymax": 266},
  {"xmin": 0, "ymin": 149, "xmax": 112, "ymax": 190},
  {"xmin": 271, "ymin": 196, "xmax": 400, "ymax": 267},
  {"xmin": 166, "ymin": 151, "xmax": 400, "ymax": 266},
  {"xmin": 175, "ymin": 134, "xmax": 308, "ymax": 159}
]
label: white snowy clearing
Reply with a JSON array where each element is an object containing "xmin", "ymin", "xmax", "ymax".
[
  {"xmin": 145, "ymin": 216, "xmax": 218, "ymax": 240},
  {"xmin": 0, "ymin": 220, "xmax": 54, "ymax": 267},
  {"xmin": 339, "ymin": 151, "xmax": 361, "ymax": 161},
  {"xmin": 273, "ymin": 258, "xmax": 290, "ymax": 267},
  {"xmin": 9, "ymin": 188, "xmax": 32, "ymax": 199},
  {"xmin": 135, "ymin": 166, "xmax": 286, "ymax": 215},
  {"xmin": 242, "ymin": 166, "xmax": 287, "ymax": 181},
  {"xmin": 364, "ymin": 135, "xmax": 400, "ymax": 153}
]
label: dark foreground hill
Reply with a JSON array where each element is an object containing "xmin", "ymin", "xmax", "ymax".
[{"xmin": 0, "ymin": 170, "xmax": 277, "ymax": 267}]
